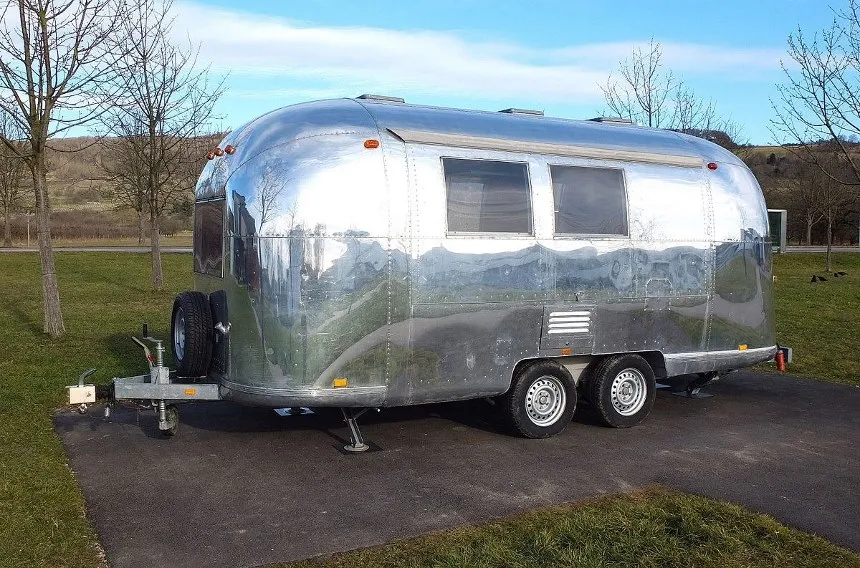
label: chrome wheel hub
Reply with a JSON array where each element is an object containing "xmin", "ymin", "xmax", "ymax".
[
  {"xmin": 525, "ymin": 376, "xmax": 566, "ymax": 426},
  {"xmin": 610, "ymin": 368, "xmax": 647, "ymax": 416},
  {"xmin": 173, "ymin": 307, "xmax": 186, "ymax": 360}
]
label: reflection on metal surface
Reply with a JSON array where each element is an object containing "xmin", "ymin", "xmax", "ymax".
[{"xmin": 191, "ymin": 97, "xmax": 775, "ymax": 408}]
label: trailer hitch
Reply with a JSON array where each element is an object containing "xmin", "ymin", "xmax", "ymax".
[{"xmin": 67, "ymin": 368, "xmax": 97, "ymax": 414}]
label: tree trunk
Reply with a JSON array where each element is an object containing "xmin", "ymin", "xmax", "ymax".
[
  {"xmin": 138, "ymin": 209, "xmax": 145, "ymax": 244},
  {"xmin": 3, "ymin": 209, "xmax": 11, "ymax": 248},
  {"xmin": 826, "ymin": 217, "xmax": 833, "ymax": 273},
  {"xmin": 806, "ymin": 217, "xmax": 813, "ymax": 246},
  {"xmin": 150, "ymin": 214, "xmax": 164, "ymax": 289},
  {"xmin": 33, "ymin": 159, "xmax": 65, "ymax": 337}
]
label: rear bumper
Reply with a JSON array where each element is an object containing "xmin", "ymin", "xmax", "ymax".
[{"xmin": 664, "ymin": 346, "xmax": 778, "ymax": 377}]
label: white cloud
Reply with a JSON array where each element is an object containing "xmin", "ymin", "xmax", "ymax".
[{"xmin": 173, "ymin": 1, "xmax": 785, "ymax": 105}]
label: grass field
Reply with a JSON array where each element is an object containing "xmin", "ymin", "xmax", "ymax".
[
  {"xmin": 0, "ymin": 251, "xmax": 857, "ymax": 567},
  {"xmin": 770, "ymin": 252, "xmax": 860, "ymax": 386},
  {"xmin": 285, "ymin": 487, "xmax": 859, "ymax": 568}
]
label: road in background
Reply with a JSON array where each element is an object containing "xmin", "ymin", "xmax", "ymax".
[{"xmin": 0, "ymin": 247, "xmax": 191, "ymax": 253}]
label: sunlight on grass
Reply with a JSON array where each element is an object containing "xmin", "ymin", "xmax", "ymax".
[{"xmin": 283, "ymin": 487, "xmax": 860, "ymax": 568}]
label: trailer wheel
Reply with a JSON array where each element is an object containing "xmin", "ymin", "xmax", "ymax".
[
  {"xmin": 171, "ymin": 291, "xmax": 213, "ymax": 378},
  {"xmin": 589, "ymin": 354, "xmax": 656, "ymax": 428},
  {"xmin": 504, "ymin": 361, "xmax": 577, "ymax": 438},
  {"xmin": 161, "ymin": 404, "xmax": 179, "ymax": 437}
]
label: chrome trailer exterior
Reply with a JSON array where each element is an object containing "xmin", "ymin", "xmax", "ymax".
[{"xmin": 183, "ymin": 96, "xmax": 775, "ymax": 436}]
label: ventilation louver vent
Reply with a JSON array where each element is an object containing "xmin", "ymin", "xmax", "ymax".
[{"xmin": 547, "ymin": 310, "xmax": 591, "ymax": 334}]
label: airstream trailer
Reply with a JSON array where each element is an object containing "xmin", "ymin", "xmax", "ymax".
[{"xmin": 70, "ymin": 95, "xmax": 777, "ymax": 447}]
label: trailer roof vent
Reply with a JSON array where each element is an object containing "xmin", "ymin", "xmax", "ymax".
[
  {"xmin": 589, "ymin": 116, "xmax": 633, "ymax": 124},
  {"xmin": 357, "ymin": 94, "xmax": 406, "ymax": 103},
  {"xmin": 499, "ymin": 108, "xmax": 544, "ymax": 116}
]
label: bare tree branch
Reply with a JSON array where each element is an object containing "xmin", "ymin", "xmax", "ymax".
[
  {"xmin": 98, "ymin": 0, "xmax": 224, "ymax": 289},
  {"xmin": 0, "ymin": 0, "xmax": 128, "ymax": 336}
]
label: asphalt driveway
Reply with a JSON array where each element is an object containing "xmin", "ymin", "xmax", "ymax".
[{"xmin": 54, "ymin": 371, "xmax": 860, "ymax": 568}]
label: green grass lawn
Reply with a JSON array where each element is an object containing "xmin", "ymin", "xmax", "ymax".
[
  {"xmin": 771, "ymin": 252, "xmax": 860, "ymax": 386},
  {"xmin": 285, "ymin": 487, "xmax": 859, "ymax": 568},
  {"xmin": 0, "ymin": 251, "xmax": 857, "ymax": 567}
]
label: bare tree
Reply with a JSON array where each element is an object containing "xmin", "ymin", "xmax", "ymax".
[
  {"xmin": 0, "ymin": 115, "xmax": 27, "ymax": 246},
  {"xmin": 601, "ymin": 39, "xmax": 675, "ymax": 128},
  {"xmin": 100, "ymin": 0, "xmax": 224, "ymax": 289},
  {"xmin": 101, "ymin": 136, "xmax": 148, "ymax": 243},
  {"xmin": 0, "ymin": 0, "xmax": 125, "ymax": 336},
  {"xmin": 253, "ymin": 160, "xmax": 288, "ymax": 230},
  {"xmin": 771, "ymin": 2, "xmax": 860, "ymax": 187},
  {"xmin": 601, "ymin": 38, "xmax": 741, "ymax": 142}
]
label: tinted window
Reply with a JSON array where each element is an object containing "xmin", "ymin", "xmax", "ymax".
[
  {"xmin": 193, "ymin": 199, "xmax": 224, "ymax": 277},
  {"xmin": 443, "ymin": 158, "xmax": 532, "ymax": 233},
  {"xmin": 551, "ymin": 165, "xmax": 627, "ymax": 235}
]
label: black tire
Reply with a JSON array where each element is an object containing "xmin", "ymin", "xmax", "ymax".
[
  {"xmin": 171, "ymin": 291, "xmax": 213, "ymax": 378},
  {"xmin": 504, "ymin": 360, "xmax": 577, "ymax": 439},
  {"xmin": 589, "ymin": 354, "xmax": 656, "ymax": 428},
  {"xmin": 161, "ymin": 404, "xmax": 179, "ymax": 437}
]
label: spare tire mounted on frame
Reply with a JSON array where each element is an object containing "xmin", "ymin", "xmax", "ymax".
[{"xmin": 170, "ymin": 291, "xmax": 213, "ymax": 379}]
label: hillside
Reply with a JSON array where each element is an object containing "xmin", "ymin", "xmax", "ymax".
[{"xmin": 3, "ymin": 138, "xmax": 858, "ymax": 246}]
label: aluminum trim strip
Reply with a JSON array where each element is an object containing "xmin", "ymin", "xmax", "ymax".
[
  {"xmin": 548, "ymin": 328, "xmax": 590, "ymax": 334},
  {"xmin": 389, "ymin": 128, "xmax": 705, "ymax": 168}
]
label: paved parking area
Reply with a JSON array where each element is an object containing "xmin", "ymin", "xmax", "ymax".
[{"xmin": 55, "ymin": 372, "xmax": 860, "ymax": 568}]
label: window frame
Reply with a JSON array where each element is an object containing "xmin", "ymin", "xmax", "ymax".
[
  {"xmin": 441, "ymin": 156, "xmax": 535, "ymax": 237},
  {"xmin": 193, "ymin": 197, "xmax": 226, "ymax": 278},
  {"xmin": 548, "ymin": 163, "xmax": 630, "ymax": 238}
]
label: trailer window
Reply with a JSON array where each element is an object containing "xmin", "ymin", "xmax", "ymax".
[
  {"xmin": 443, "ymin": 158, "xmax": 532, "ymax": 234},
  {"xmin": 550, "ymin": 165, "xmax": 628, "ymax": 235},
  {"xmin": 193, "ymin": 199, "xmax": 224, "ymax": 277}
]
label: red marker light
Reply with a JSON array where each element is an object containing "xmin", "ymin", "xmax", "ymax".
[
  {"xmin": 214, "ymin": 147, "xmax": 224, "ymax": 157},
  {"xmin": 364, "ymin": 139, "xmax": 380, "ymax": 149},
  {"xmin": 707, "ymin": 162, "xmax": 718, "ymax": 170},
  {"xmin": 206, "ymin": 152, "xmax": 215, "ymax": 160},
  {"xmin": 224, "ymin": 144, "xmax": 235, "ymax": 154}
]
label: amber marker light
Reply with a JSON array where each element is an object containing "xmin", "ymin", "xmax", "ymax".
[
  {"xmin": 560, "ymin": 348, "xmax": 572, "ymax": 356},
  {"xmin": 738, "ymin": 344, "xmax": 748, "ymax": 351},
  {"xmin": 224, "ymin": 144, "xmax": 235, "ymax": 154},
  {"xmin": 333, "ymin": 378, "xmax": 349, "ymax": 388},
  {"xmin": 707, "ymin": 162, "xmax": 718, "ymax": 170},
  {"xmin": 184, "ymin": 388, "xmax": 197, "ymax": 396},
  {"xmin": 364, "ymin": 139, "xmax": 380, "ymax": 149}
]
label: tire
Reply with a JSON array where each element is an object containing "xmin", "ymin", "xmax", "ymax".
[
  {"xmin": 161, "ymin": 404, "xmax": 179, "ymax": 437},
  {"xmin": 589, "ymin": 354, "xmax": 656, "ymax": 428},
  {"xmin": 171, "ymin": 291, "xmax": 213, "ymax": 378},
  {"xmin": 504, "ymin": 361, "xmax": 577, "ymax": 439}
]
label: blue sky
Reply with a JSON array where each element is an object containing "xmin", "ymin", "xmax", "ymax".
[{"xmin": 173, "ymin": 0, "xmax": 839, "ymax": 144}]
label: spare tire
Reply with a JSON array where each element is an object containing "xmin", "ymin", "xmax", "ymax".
[{"xmin": 171, "ymin": 291, "xmax": 213, "ymax": 378}]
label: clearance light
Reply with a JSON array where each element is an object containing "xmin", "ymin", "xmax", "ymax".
[
  {"xmin": 206, "ymin": 152, "xmax": 215, "ymax": 160},
  {"xmin": 364, "ymin": 139, "xmax": 380, "ymax": 149},
  {"xmin": 333, "ymin": 378, "xmax": 349, "ymax": 388},
  {"xmin": 214, "ymin": 147, "xmax": 224, "ymax": 157},
  {"xmin": 224, "ymin": 144, "xmax": 235, "ymax": 154},
  {"xmin": 184, "ymin": 388, "xmax": 197, "ymax": 396},
  {"xmin": 738, "ymin": 344, "xmax": 748, "ymax": 351},
  {"xmin": 707, "ymin": 162, "xmax": 718, "ymax": 170},
  {"xmin": 560, "ymin": 348, "xmax": 572, "ymax": 356}
]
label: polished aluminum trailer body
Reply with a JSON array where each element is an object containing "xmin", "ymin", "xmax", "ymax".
[{"xmin": 192, "ymin": 97, "xmax": 776, "ymax": 408}]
